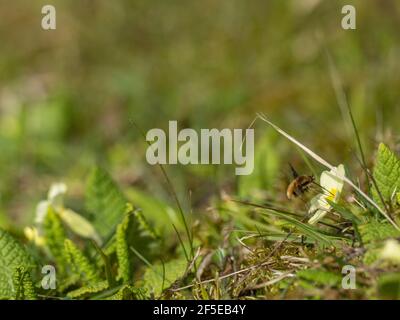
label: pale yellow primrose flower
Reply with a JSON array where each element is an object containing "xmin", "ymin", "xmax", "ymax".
[
  {"xmin": 380, "ymin": 239, "xmax": 400, "ymax": 264},
  {"xmin": 308, "ymin": 164, "xmax": 345, "ymax": 225},
  {"xmin": 35, "ymin": 182, "xmax": 101, "ymax": 245}
]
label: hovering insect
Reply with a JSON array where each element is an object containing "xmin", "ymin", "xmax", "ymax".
[{"xmin": 286, "ymin": 164, "xmax": 315, "ymax": 200}]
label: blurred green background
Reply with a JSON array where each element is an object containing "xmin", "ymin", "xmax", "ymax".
[{"xmin": 0, "ymin": 0, "xmax": 399, "ymax": 226}]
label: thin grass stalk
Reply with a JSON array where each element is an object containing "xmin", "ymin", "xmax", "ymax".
[
  {"xmin": 326, "ymin": 50, "xmax": 371, "ymax": 191},
  {"xmin": 130, "ymin": 120, "xmax": 194, "ymax": 261}
]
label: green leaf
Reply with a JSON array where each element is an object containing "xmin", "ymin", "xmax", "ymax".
[
  {"xmin": 238, "ymin": 130, "xmax": 280, "ymax": 198},
  {"xmin": 363, "ymin": 247, "xmax": 380, "ymax": 265},
  {"xmin": 359, "ymin": 219, "xmax": 400, "ymax": 244},
  {"xmin": 0, "ymin": 228, "xmax": 35, "ymax": 299},
  {"xmin": 327, "ymin": 200, "xmax": 361, "ymax": 224},
  {"xmin": 67, "ymin": 280, "xmax": 109, "ymax": 299},
  {"xmin": 116, "ymin": 205, "xmax": 161, "ymax": 283},
  {"xmin": 126, "ymin": 187, "xmax": 180, "ymax": 235},
  {"xmin": 86, "ymin": 167, "xmax": 127, "ymax": 239},
  {"xmin": 12, "ymin": 267, "xmax": 37, "ymax": 300},
  {"xmin": 64, "ymin": 239, "xmax": 101, "ymax": 284},
  {"xmin": 133, "ymin": 208, "xmax": 160, "ymax": 242},
  {"xmin": 43, "ymin": 207, "xmax": 68, "ymax": 271},
  {"xmin": 143, "ymin": 257, "xmax": 187, "ymax": 297},
  {"xmin": 116, "ymin": 212, "xmax": 132, "ymax": 283},
  {"xmin": 106, "ymin": 285, "xmax": 147, "ymax": 300},
  {"xmin": 377, "ymin": 273, "xmax": 400, "ymax": 299},
  {"xmin": 260, "ymin": 210, "xmax": 335, "ymax": 245},
  {"xmin": 297, "ymin": 269, "xmax": 342, "ymax": 287},
  {"xmin": 372, "ymin": 143, "xmax": 400, "ymax": 208}
]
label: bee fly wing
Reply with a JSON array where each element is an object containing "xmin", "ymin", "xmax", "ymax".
[{"xmin": 288, "ymin": 163, "xmax": 299, "ymax": 178}]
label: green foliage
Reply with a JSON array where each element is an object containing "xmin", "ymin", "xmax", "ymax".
[
  {"xmin": 133, "ymin": 209, "xmax": 160, "ymax": 242},
  {"xmin": 238, "ymin": 130, "xmax": 280, "ymax": 198},
  {"xmin": 359, "ymin": 220, "xmax": 400, "ymax": 244},
  {"xmin": 143, "ymin": 257, "xmax": 187, "ymax": 297},
  {"xmin": 0, "ymin": 228, "xmax": 35, "ymax": 299},
  {"xmin": 126, "ymin": 188, "xmax": 180, "ymax": 236},
  {"xmin": 86, "ymin": 167, "xmax": 127, "ymax": 239},
  {"xmin": 64, "ymin": 239, "xmax": 100, "ymax": 284},
  {"xmin": 43, "ymin": 207, "xmax": 68, "ymax": 270},
  {"xmin": 363, "ymin": 247, "xmax": 380, "ymax": 265},
  {"xmin": 260, "ymin": 210, "xmax": 336, "ymax": 246},
  {"xmin": 377, "ymin": 273, "xmax": 400, "ymax": 299},
  {"xmin": 3, "ymin": 0, "xmax": 400, "ymax": 301},
  {"xmin": 359, "ymin": 218, "xmax": 400, "ymax": 265},
  {"xmin": 328, "ymin": 200, "xmax": 361, "ymax": 224},
  {"xmin": 116, "ymin": 212, "xmax": 133, "ymax": 283},
  {"xmin": 130, "ymin": 210, "xmax": 161, "ymax": 259},
  {"xmin": 372, "ymin": 143, "xmax": 400, "ymax": 208},
  {"xmin": 67, "ymin": 280, "xmax": 109, "ymax": 299},
  {"xmin": 116, "ymin": 204, "xmax": 162, "ymax": 283},
  {"xmin": 12, "ymin": 267, "xmax": 37, "ymax": 300},
  {"xmin": 297, "ymin": 269, "xmax": 342, "ymax": 287},
  {"xmin": 107, "ymin": 285, "xmax": 147, "ymax": 300}
]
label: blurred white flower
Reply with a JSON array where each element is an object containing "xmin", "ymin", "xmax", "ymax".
[
  {"xmin": 380, "ymin": 239, "xmax": 400, "ymax": 264},
  {"xmin": 35, "ymin": 182, "xmax": 67, "ymax": 224},
  {"xmin": 308, "ymin": 164, "xmax": 345, "ymax": 225},
  {"xmin": 47, "ymin": 182, "xmax": 67, "ymax": 208}
]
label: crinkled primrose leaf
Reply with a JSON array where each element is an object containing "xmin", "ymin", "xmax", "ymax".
[
  {"xmin": 106, "ymin": 285, "xmax": 147, "ymax": 300},
  {"xmin": 359, "ymin": 220, "xmax": 400, "ymax": 244},
  {"xmin": 372, "ymin": 143, "xmax": 400, "ymax": 208},
  {"xmin": 43, "ymin": 207, "xmax": 68, "ymax": 271},
  {"xmin": 12, "ymin": 267, "xmax": 37, "ymax": 300},
  {"xmin": 67, "ymin": 280, "xmax": 109, "ymax": 299},
  {"xmin": 64, "ymin": 239, "xmax": 101, "ymax": 284},
  {"xmin": 86, "ymin": 167, "xmax": 127, "ymax": 240},
  {"xmin": 116, "ymin": 204, "xmax": 162, "ymax": 283},
  {"xmin": 116, "ymin": 211, "xmax": 133, "ymax": 283},
  {"xmin": 0, "ymin": 228, "xmax": 36, "ymax": 299}
]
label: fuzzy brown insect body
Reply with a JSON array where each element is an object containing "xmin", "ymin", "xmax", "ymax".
[{"xmin": 286, "ymin": 175, "xmax": 314, "ymax": 200}]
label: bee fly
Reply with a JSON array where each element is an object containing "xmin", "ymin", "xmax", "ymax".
[{"xmin": 286, "ymin": 164, "xmax": 315, "ymax": 200}]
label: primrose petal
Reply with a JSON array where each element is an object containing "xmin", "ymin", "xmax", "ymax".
[
  {"xmin": 48, "ymin": 182, "xmax": 67, "ymax": 207},
  {"xmin": 320, "ymin": 171, "xmax": 342, "ymax": 190},
  {"xmin": 308, "ymin": 208, "xmax": 328, "ymax": 225},
  {"xmin": 309, "ymin": 195, "xmax": 321, "ymax": 213},
  {"xmin": 35, "ymin": 200, "xmax": 50, "ymax": 224}
]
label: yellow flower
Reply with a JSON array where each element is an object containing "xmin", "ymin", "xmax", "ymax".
[
  {"xmin": 308, "ymin": 164, "xmax": 345, "ymax": 225},
  {"xmin": 24, "ymin": 227, "xmax": 46, "ymax": 247}
]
